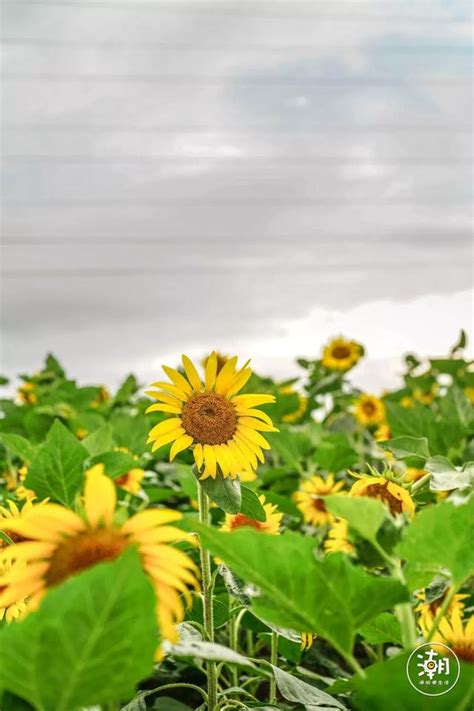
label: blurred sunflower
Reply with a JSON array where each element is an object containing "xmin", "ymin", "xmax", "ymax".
[
  {"xmin": 146, "ymin": 353, "xmax": 277, "ymax": 480},
  {"xmin": 430, "ymin": 608, "xmax": 474, "ymax": 663},
  {"xmin": 464, "ymin": 387, "xmax": 474, "ymax": 405},
  {"xmin": 354, "ymin": 394, "xmax": 386, "ymax": 427},
  {"xmin": 416, "ymin": 588, "xmax": 468, "ymax": 636},
  {"xmin": 350, "ymin": 476, "xmax": 415, "ymax": 517},
  {"xmin": 400, "ymin": 396, "xmax": 414, "ymax": 408},
  {"xmin": 0, "ymin": 498, "xmax": 46, "ymax": 545},
  {"xmin": 0, "ymin": 557, "xmax": 27, "ymax": 623},
  {"xmin": 324, "ymin": 519, "xmax": 354, "ymax": 555},
  {"xmin": 114, "ymin": 467, "xmax": 145, "ymax": 495},
  {"xmin": 220, "ymin": 494, "xmax": 282, "ymax": 534},
  {"xmin": 0, "ymin": 467, "xmax": 199, "ymax": 644},
  {"xmin": 413, "ymin": 384, "xmax": 438, "ymax": 405},
  {"xmin": 322, "ymin": 337, "xmax": 362, "ymax": 372},
  {"xmin": 294, "ymin": 475, "xmax": 345, "ymax": 526},
  {"xmin": 404, "ymin": 467, "xmax": 427, "ymax": 484},
  {"xmin": 17, "ymin": 382, "xmax": 37, "ymax": 406},
  {"xmin": 279, "ymin": 386, "xmax": 308, "ymax": 424},
  {"xmin": 374, "ymin": 423, "xmax": 392, "ymax": 442}
]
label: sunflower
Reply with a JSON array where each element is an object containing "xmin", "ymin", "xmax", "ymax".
[
  {"xmin": 416, "ymin": 588, "xmax": 468, "ymax": 636},
  {"xmin": 76, "ymin": 427, "xmax": 89, "ymax": 440},
  {"xmin": 322, "ymin": 337, "xmax": 363, "ymax": 372},
  {"xmin": 17, "ymin": 382, "xmax": 37, "ymax": 406},
  {"xmin": 220, "ymin": 494, "xmax": 282, "ymax": 534},
  {"xmin": 353, "ymin": 394, "xmax": 386, "ymax": 427},
  {"xmin": 404, "ymin": 467, "xmax": 427, "ymax": 484},
  {"xmin": 293, "ymin": 475, "xmax": 345, "ymax": 527},
  {"xmin": 400, "ymin": 396, "xmax": 414, "ymax": 408},
  {"xmin": 0, "ymin": 556, "xmax": 27, "ymax": 623},
  {"xmin": 114, "ymin": 468, "xmax": 145, "ymax": 494},
  {"xmin": 146, "ymin": 353, "xmax": 277, "ymax": 480},
  {"xmin": 413, "ymin": 384, "xmax": 438, "ymax": 405},
  {"xmin": 374, "ymin": 423, "xmax": 392, "ymax": 442},
  {"xmin": 324, "ymin": 519, "xmax": 354, "ymax": 555},
  {"xmin": 0, "ymin": 467, "xmax": 199, "ymax": 644},
  {"xmin": 0, "ymin": 498, "xmax": 46, "ymax": 546},
  {"xmin": 349, "ymin": 476, "xmax": 415, "ymax": 517},
  {"xmin": 429, "ymin": 608, "xmax": 474, "ymax": 663},
  {"xmin": 280, "ymin": 387, "xmax": 308, "ymax": 424}
]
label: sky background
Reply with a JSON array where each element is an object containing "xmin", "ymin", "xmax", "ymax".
[{"xmin": 1, "ymin": 0, "xmax": 473, "ymax": 392}]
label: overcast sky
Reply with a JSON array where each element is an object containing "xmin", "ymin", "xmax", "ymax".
[{"xmin": 1, "ymin": 0, "xmax": 473, "ymax": 392}]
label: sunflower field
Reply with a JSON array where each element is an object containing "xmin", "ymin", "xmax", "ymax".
[{"xmin": 1, "ymin": 333, "xmax": 473, "ymax": 711}]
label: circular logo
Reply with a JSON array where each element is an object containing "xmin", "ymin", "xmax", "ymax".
[{"xmin": 406, "ymin": 643, "xmax": 460, "ymax": 696}]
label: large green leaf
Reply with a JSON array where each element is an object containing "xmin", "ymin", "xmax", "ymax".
[
  {"xmin": 352, "ymin": 653, "xmax": 474, "ymax": 710},
  {"xmin": 396, "ymin": 497, "xmax": 474, "ymax": 587},
  {"xmin": 25, "ymin": 419, "xmax": 87, "ymax": 505},
  {"xmin": 82, "ymin": 423, "xmax": 114, "ymax": 457},
  {"xmin": 377, "ymin": 436, "xmax": 430, "ymax": 461},
  {"xmin": 270, "ymin": 665, "xmax": 346, "ymax": 709},
  {"xmin": 324, "ymin": 496, "xmax": 387, "ymax": 544},
  {"xmin": 0, "ymin": 549, "xmax": 157, "ymax": 711},
  {"xmin": 240, "ymin": 486, "xmax": 266, "ymax": 522},
  {"xmin": 196, "ymin": 526, "xmax": 407, "ymax": 656},
  {"xmin": 198, "ymin": 474, "xmax": 241, "ymax": 514},
  {"xmin": 426, "ymin": 456, "xmax": 474, "ymax": 492},
  {"xmin": 358, "ymin": 613, "xmax": 402, "ymax": 645}
]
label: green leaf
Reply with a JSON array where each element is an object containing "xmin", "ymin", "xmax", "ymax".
[
  {"xmin": 0, "ymin": 433, "xmax": 36, "ymax": 464},
  {"xmin": 25, "ymin": 419, "xmax": 87, "ymax": 505},
  {"xmin": 198, "ymin": 474, "xmax": 241, "ymax": 514},
  {"xmin": 450, "ymin": 328, "xmax": 467, "ymax": 354},
  {"xmin": 353, "ymin": 653, "xmax": 474, "ymax": 710},
  {"xmin": 90, "ymin": 450, "xmax": 139, "ymax": 478},
  {"xmin": 358, "ymin": 613, "xmax": 402, "ymax": 645},
  {"xmin": 324, "ymin": 496, "xmax": 387, "ymax": 544},
  {"xmin": 186, "ymin": 592, "xmax": 230, "ymax": 629},
  {"xmin": 426, "ymin": 456, "xmax": 474, "ymax": 491},
  {"xmin": 270, "ymin": 665, "xmax": 347, "ymax": 710},
  {"xmin": 82, "ymin": 423, "xmax": 114, "ymax": 457},
  {"xmin": 240, "ymin": 486, "xmax": 266, "ymax": 522},
  {"xmin": 196, "ymin": 526, "xmax": 407, "ymax": 656},
  {"xmin": 267, "ymin": 427, "xmax": 311, "ymax": 470},
  {"xmin": 313, "ymin": 433, "xmax": 358, "ymax": 473},
  {"xmin": 164, "ymin": 640, "xmax": 257, "ymax": 669},
  {"xmin": 396, "ymin": 497, "xmax": 474, "ymax": 587},
  {"xmin": 440, "ymin": 386, "xmax": 473, "ymax": 429},
  {"xmin": 114, "ymin": 374, "xmax": 139, "ymax": 404},
  {"xmin": 0, "ymin": 549, "xmax": 157, "ymax": 711},
  {"xmin": 377, "ymin": 436, "xmax": 430, "ymax": 461}
]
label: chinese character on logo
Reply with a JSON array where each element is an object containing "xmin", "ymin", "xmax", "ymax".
[{"xmin": 417, "ymin": 649, "xmax": 450, "ymax": 680}]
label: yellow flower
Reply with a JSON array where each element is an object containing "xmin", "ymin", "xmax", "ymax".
[
  {"xmin": 114, "ymin": 467, "xmax": 145, "ymax": 495},
  {"xmin": 324, "ymin": 519, "xmax": 354, "ymax": 555},
  {"xmin": 413, "ymin": 384, "xmax": 438, "ymax": 405},
  {"xmin": 0, "ymin": 467, "xmax": 199, "ymax": 644},
  {"xmin": 0, "ymin": 556, "xmax": 27, "ymax": 623},
  {"xmin": 240, "ymin": 470, "xmax": 257, "ymax": 483},
  {"xmin": 293, "ymin": 475, "xmax": 345, "ymax": 527},
  {"xmin": 14, "ymin": 486, "xmax": 36, "ymax": 502},
  {"xmin": 281, "ymin": 390, "xmax": 308, "ymax": 424},
  {"xmin": 374, "ymin": 423, "xmax": 392, "ymax": 442},
  {"xmin": 146, "ymin": 353, "xmax": 277, "ymax": 480},
  {"xmin": 354, "ymin": 394, "xmax": 386, "ymax": 427},
  {"xmin": 0, "ymin": 498, "xmax": 46, "ymax": 545},
  {"xmin": 301, "ymin": 633, "xmax": 315, "ymax": 651},
  {"xmin": 416, "ymin": 588, "xmax": 468, "ymax": 636},
  {"xmin": 76, "ymin": 428, "xmax": 89, "ymax": 441},
  {"xmin": 404, "ymin": 467, "xmax": 427, "ymax": 483},
  {"xmin": 464, "ymin": 386, "xmax": 474, "ymax": 405},
  {"xmin": 220, "ymin": 494, "xmax": 282, "ymax": 535},
  {"xmin": 430, "ymin": 608, "xmax": 474, "ymax": 663},
  {"xmin": 322, "ymin": 337, "xmax": 363, "ymax": 372},
  {"xmin": 400, "ymin": 396, "xmax": 414, "ymax": 408},
  {"xmin": 17, "ymin": 382, "xmax": 37, "ymax": 406},
  {"xmin": 202, "ymin": 352, "xmax": 229, "ymax": 374},
  {"xmin": 350, "ymin": 476, "xmax": 415, "ymax": 517}
]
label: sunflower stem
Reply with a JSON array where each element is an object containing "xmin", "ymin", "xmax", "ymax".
[
  {"xmin": 426, "ymin": 586, "xmax": 457, "ymax": 642},
  {"xmin": 197, "ymin": 482, "xmax": 218, "ymax": 711},
  {"xmin": 268, "ymin": 631, "xmax": 278, "ymax": 704}
]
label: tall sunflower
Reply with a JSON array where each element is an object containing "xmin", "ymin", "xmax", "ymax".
[
  {"xmin": 430, "ymin": 608, "xmax": 474, "ymax": 663},
  {"xmin": 0, "ymin": 467, "xmax": 199, "ymax": 644},
  {"xmin": 220, "ymin": 494, "xmax": 282, "ymax": 534},
  {"xmin": 349, "ymin": 475, "xmax": 415, "ymax": 517},
  {"xmin": 146, "ymin": 353, "xmax": 277, "ymax": 480},
  {"xmin": 416, "ymin": 588, "xmax": 468, "ymax": 636},
  {"xmin": 322, "ymin": 337, "xmax": 363, "ymax": 372},
  {"xmin": 293, "ymin": 475, "xmax": 345, "ymax": 527},
  {"xmin": 353, "ymin": 394, "xmax": 386, "ymax": 427}
]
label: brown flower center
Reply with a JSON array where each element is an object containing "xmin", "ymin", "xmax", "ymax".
[
  {"xmin": 310, "ymin": 495, "xmax": 327, "ymax": 512},
  {"xmin": 332, "ymin": 345, "xmax": 351, "ymax": 359},
  {"xmin": 46, "ymin": 530, "xmax": 128, "ymax": 586},
  {"xmin": 363, "ymin": 483, "xmax": 403, "ymax": 514},
  {"xmin": 228, "ymin": 514, "xmax": 265, "ymax": 531},
  {"xmin": 181, "ymin": 393, "xmax": 237, "ymax": 445},
  {"xmin": 362, "ymin": 400, "xmax": 377, "ymax": 415}
]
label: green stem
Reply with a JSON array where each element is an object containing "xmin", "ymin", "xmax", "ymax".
[
  {"xmin": 198, "ymin": 483, "xmax": 218, "ymax": 711},
  {"xmin": 410, "ymin": 472, "xmax": 431, "ymax": 494},
  {"xmin": 143, "ymin": 682, "xmax": 208, "ymax": 703},
  {"xmin": 268, "ymin": 631, "xmax": 278, "ymax": 704},
  {"xmin": 229, "ymin": 601, "xmax": 239, "ymax": 688},
  {"xmin": 426, "ymin": 587, "xmax": 456, "ymax": 642}
]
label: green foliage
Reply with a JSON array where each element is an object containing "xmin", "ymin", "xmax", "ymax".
[
  {"xmin": 0, "ymin": 549, "xmax": 157, "ymax": 711},
  {"xmin": 324, "ymin": 496, "xmax": 388, "ymax": 545},
  {"xmin": 25, "ymin": 419, "xmax": 87, "ymax": 505}
]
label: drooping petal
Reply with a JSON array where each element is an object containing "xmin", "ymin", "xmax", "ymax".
[
  {"xmin": 170, "ymin": 434, "xmax": 194, "ymax": 461},
  {"xmin": 84, "ymin": 465, "xmax": 116, "ymax": 527},
  {"xmin": 162, "ymin": 365, "xmax": 193, "ymax": 395}
]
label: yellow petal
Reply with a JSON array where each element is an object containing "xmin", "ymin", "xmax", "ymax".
[
  {"xmin": 231, "ymin": 394, "xmax": 275, "ymax": 407},
  {"xmin": 203, "ymin": 445, "xmax": 217, "ymax": 478},
  {"xmin": 226, "ymin": 368, "xmax": 253, "ymax": 398},
  {"xmin": 84, "ymin": 466, "xmax": 116, "ymax": 527},
  {"xmin": 148, "ymin": 383, "xmax": 188, "ymax": 402},
  {"xmin": 122, "ymin": 508, "xmax": 182, "ymax": 535},
  {"xmin": 194, "ymin": 443, "xmax": 204, "ymax": 470},
  {"xmin": 146, "ymin": 392, "xmax": 183, "ymax": 407},
  {"xmin": 205, "ymin": 352, "xmax": 218, "ymax": 391},
  {"xmin": 234, "ymin": 408, "xmax": 274, "ymax": 426},
  {"xmin": 150, "ymin": 428, "xmax": 185, "ymax": 452},
  {"xmin": 235, "ymin": 432, "xmax": 265, "ymax": 463},
  {"xmin": 215, "ymin": 445, "xmax": 230, "ymax": 477},
  {"xmin": 148, "ymin": 418, "xmax": 183, "ymax": 439},
  {"xmin": 170, "ymin": 435, "xmax": 194, "ymax": 461},
  {"xmin": 215, "ymin": 356, "xmax": 238, "ymax": 394},
  {"xmin": 181, "ymin": 355, "xmax": 202, "ymax": 392},
  {"xmin": 237, "ymin": 416, "xmax": 277, "ymax": 432},
  {"xmin": 162, "ymin": 366, "xmax": 193, "ymax": 395},
  {"xmin": 145, "ymin": 403, "xmax": 182, "ymax": 415},
  {"xmin": 238, "ymin": 427, "xmax": 271, "ymax": 449}
]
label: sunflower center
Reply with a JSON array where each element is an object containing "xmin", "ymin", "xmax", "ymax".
[
  {"xmin": 310, "ymin": 495, "xmax": 327, "ymax": 512},
  {"xmin": 364, "ymin": 483, "xmax": 403, "ymax": 514},
  {"xmin": 332, "ymin": 345, "xmax": 351, "ymax": 359},
  {"xmin": 362, "ymin": 401, "xmax": 376, "ymax": 415},
  {"xmin": 181, "ymin": 393, "xmax": 237, "ymax": 445},
  {"xmin": 45, "ymin": 529, "xmax": 128, "ymax": 587},
  {"xmin": 228, "ymin": 514, "xmax": 265, "ymax": 531}
]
